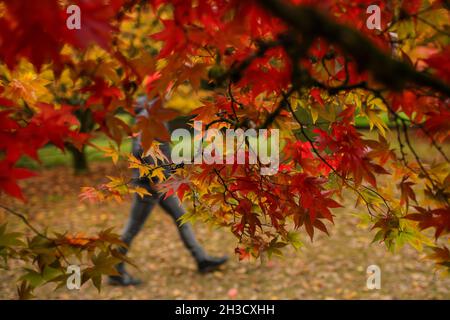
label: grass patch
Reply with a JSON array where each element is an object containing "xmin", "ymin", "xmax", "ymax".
[{"xmin": 17, "ymin": 136, "xmax": 132, "ymax": 170}]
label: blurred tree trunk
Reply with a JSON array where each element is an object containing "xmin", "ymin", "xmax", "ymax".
[
  {"xmin": 63, "ymin": 103, "xmax": 94, "ymax": 175},
  {"xmin": 67, "ymin": 144, "xmax": 89, "ymax": 175}
]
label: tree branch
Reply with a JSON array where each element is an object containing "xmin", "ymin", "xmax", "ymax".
[{"xmin": 257, "ymin": 0, "xmax": 450, "ymax": 97}]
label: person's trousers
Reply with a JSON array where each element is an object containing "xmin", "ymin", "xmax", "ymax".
[{"xmin": 118, "ymin": 138, "xmax": 206, "ymax": 270}]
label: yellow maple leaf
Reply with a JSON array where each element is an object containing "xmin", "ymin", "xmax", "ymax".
[{"xmin": 2, "ymin": 63, "xmax": 52, "ymax": 107}]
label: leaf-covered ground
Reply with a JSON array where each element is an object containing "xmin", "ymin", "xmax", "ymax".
[{"xmin": 0, "ymin": 161, "xmax": 449, "ymax": 300}]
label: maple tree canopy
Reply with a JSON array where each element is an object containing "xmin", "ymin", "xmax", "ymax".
[{"xmin": 0, "ymin": 0, "xmax": 449, "ymax": 297}]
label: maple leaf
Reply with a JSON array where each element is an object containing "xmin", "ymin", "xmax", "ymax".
[
  {"xmin": 159, "ymin": 177, "xmax": 192, "ymax": 201},
  {"xmin": 0, "ymin": 224, "xmax": 24, "ymax": 248},
  {"xmin": 391, "ymin": 91, "xmax": 417, "ymax": 117},
  {"xmin": 17, "ymin": 280, "xmax": 35, "ymax": 300},
  {"xmin": 3, "ymin": 69, "xmax": 51, "ymax": 107},
  {"xmin": 0, "ymin": 0, "xmax": 123, "ymax": 68},
  {"xmin": 423, "ymin": 110, "xmax": 450, "ymax": 143},
  {"xmin": 424, "ymin": 46, "xmax": 450, "ymax": 83},
  {"xmin": 310, "ymin": 88, "xmax": 324, "ymax": 106},
  {"xmin": 398, "ymin": 176, "xmax": 417, "ymax": 207},
  {"xmin": 79, "ymin": 187, "xmax": 104, "ymax": 203},
  {"xmin": 426, "ymin": 246, "xmax": 450, "ymax": 273},
  {"xmin": 406, "ymin": 207, "xmax": 450, "ymax": 239},
  {"xmin": 31, "ymin": 103, "xmax": 80, "ymax": 150},
  {"xmin": 129, "ymin": 52, "xmax": 158, "ymax": 82},
  {"xmin": 131, "ymin": 186, "xmax": 152, "ymax": 199},
  {"xmin": 364, "ymin": 134, "xmax": 396, "ymax": 165},
  {"xmin": 235, "ymin": 247, "xmax": 251, "ymax": 261},
  {"xmin": 0, "ymin": 0, "xmax": 66, "ymax": 68},
  {"xmin": 191, "ymin": 101, "xmax": 222, "ymax": 124},
  {"xmin": 64, "ymin": 233, "xmax": 94, "ymax": 247},
  {"xmin": 85, "ymin": 79, "xmax": 124, "ymax": 109},
  {"xmin": 98, "ymin": 143, "xmax": 121, "ymax": 164},
  {"xmin": 314, "ymin": 122, "xmax": 389, "ymax": 187},
  {"xmin": 0, "ymin": 161, "xmax": 36, "ymax": 201},
  {"xmin": 133, "ymin": 99, "xmax": 179, "ymax": 152},
  {"xmin": 151, "ymin": 20, "xmax": 187, "ymax": 58},
  {"xmin": 65, "ymin": 0, "xmax": 122, "ymax": 51}
]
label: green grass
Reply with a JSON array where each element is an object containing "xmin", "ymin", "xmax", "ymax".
[{"xmin": 17, "ymin": 136, "xmax": 132, "ymax": 170}]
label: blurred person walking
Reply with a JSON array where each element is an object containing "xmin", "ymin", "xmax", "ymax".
[{"xmin": 109, "ymin": 97, "xmax": 228, "ymax": 286}]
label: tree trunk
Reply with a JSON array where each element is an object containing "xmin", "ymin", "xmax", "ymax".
[{"xmin": 67, "ymin": 144, "xmax": 89, "ymax": 175}]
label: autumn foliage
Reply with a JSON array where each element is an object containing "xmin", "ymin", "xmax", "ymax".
[{"xmin": 0, "ymin": 0, "xmax": 449, "ymax": 297}]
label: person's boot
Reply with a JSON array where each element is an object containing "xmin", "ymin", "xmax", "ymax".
[
  {"xmin": 197, "ymin": 255, "xmax": 229, "ymax": 274},
  {"xmin": 108, "ymin": 263, "xmax": 142, "ymax": 286}
]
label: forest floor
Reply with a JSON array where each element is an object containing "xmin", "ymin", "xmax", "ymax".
[{"xmin": 1, "ymin": 160, "xmax": 449, "ymax": 300}]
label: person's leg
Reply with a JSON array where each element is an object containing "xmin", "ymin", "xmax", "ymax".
[
  {"xmin": 120, "ymin": 191, "xmax": 158, "ymax": 256},
  {"xmin": 109, "ymin": 135, "xmax": 159, "ymax": 285},
  {"xmin": 158, "ymin": 194, "xmax": 207, "ymax": 262},
  {"xmin": 109, "ymin": 190, "xmax": 157, "ymax": 286},
  {"xmin": 158, "ymin": 194, "xmax": 228, "ymax": 273},
  {"xmin": 117, "ymin": 134, "xmax": 159, "ymax": 263},
  {"xmin": 108, "ymin": 177, "xmax": 159, "ymax": 286}
]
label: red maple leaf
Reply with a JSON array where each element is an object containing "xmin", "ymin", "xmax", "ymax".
[
  {"xmin": 406, "ymin": 207, "xmax": 450, "ymax": 239},
  {"xmin": 0, "ymin": 160, "xmax": 36, "ymax": 201}
]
